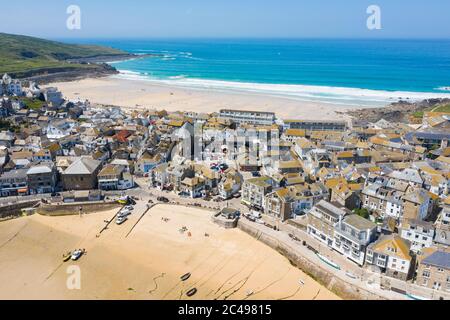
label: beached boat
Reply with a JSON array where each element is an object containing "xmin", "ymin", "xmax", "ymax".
[
  {"xmin": 316, "ymin": 253, "xmax": 341, "ymax": 270},
  {"xmin": 345, "ymin": 271, "xmax": 358, "ymax": 279},
  {"xmin": 186, "ymin": 288, "xmax": 197, "ymax": 297},
  {"xmin": 246, "ymin": 290, "xmax": 254, "ymax": 297},
  {"xmin": 71, "ymin": 249, "xmax": 84, "ymax": 261},
  {"xmin": 180, "ymin": 273, "xmax": 191, "ymax": 281},
  {"xmin": 62, "ymin": 251, "xmax": 72, "ymax": 262},
  {"xmin": 117, "ymin": 196, "xmax": 129, "ymax": 205},
  {"xmin": 116, "ymin": 216, "xmax": 128, "ymax": 225},
  {"xmin": 299, "ymin": 279, "xmax": 305, "ymax": 285},
  {"xmin": 406, "ymin": 293, "xmax": 430, "ymax": 301}
]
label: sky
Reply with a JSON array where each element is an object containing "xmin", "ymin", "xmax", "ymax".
[{"xmin": 1, "ymin": 0, "xmax": 449, "ymax": 39}]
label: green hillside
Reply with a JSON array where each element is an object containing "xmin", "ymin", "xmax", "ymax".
[{"xmin": 0, "ymin": 33, "xmax": 128, "ymax": 77}]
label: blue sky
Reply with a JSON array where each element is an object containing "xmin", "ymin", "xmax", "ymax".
[{"xmin": 1, "ymin": 0, "xmax": 449, "ymax": 39}]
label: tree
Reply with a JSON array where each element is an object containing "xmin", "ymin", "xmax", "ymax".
[{"xmin": 353, "ymin": 208, "xmax": 370, "ymax": 220}]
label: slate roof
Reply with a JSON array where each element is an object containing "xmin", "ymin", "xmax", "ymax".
[
  {"xmin": 63, "ymin": 157, "xmax": 101, "ymax": 175},
  {"xmin": 422, "ymin": 251, "xmax": 450, "ymax": 269}
]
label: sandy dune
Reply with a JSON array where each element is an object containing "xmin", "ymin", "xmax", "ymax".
[
  {"xmin": 0, "ymin": 205, "xmax": 338, "ymax": 300},
  {"xmin": 48, "ymin": 77, "xmax": 374, "ymax": 121}
]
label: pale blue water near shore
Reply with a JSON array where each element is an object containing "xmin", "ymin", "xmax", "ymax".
[{"xmin": 62, "ymin": 38, "xmax": 450, "ymax": 107}]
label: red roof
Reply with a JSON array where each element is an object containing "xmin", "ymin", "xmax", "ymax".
[{"xmin": 114, "ymin": 130, "xmax": 132, "ymax": 143}]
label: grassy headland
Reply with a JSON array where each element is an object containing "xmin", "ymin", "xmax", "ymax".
[{"xmin": 0, "ymin": 33, "xmax": 134, "ymax": 80}]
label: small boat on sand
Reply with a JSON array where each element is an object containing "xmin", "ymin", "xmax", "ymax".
[
  {"xmin": 180, "ymin": 273, "xmax": 191, "ymax": 281},
  {"xmin": 186, "ymin": 288, "xmax": 197, "ymax": 297},
  {"xmin": 71, "ymin": 249, "xmax": 85, "ymax": 261},
  {"xmin": 299, "ymin": 279, "xmax": 305, "ymax": 285},
  {"xmin": 316, "ymin": 253, "xmax": 341, "ymax": 270},
  {"xmin": 62, "ymin": 251, "xmax": 72, "ymax": 262},
  {"xmin": 246, "ymin": 290, "xmax": 254, "ymax": 297},
  {"xmin": 117, "ymin": 196, "xmax": 129, "ymax": 205},
  {"xmin": 406, "ymin": 293, "xmax": 430, "ymax": 301}
]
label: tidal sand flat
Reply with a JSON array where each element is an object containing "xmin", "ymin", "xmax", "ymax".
[{"xmin": 0, "ymin": 205, "xmax": 338, "ymax": 300}]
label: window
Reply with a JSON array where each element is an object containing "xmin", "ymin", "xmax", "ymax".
[
  {"xmin": 433, "ymin": 282, "xmax": 441, "ymax": 290},
  {"xmin": 422, "ymin": 270, "xmax": 431, "ymax": 278}
]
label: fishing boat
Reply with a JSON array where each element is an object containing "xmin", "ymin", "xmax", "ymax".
[
  {"xmin": 186, "ymin": 288, "xmax": 197, "ymax": 297},
  {"xmin": 117, "ymin": 196, "xmax": 129, "ymax": 205},
  {"xmin": 116, "ymin": 216, "xmax": 128, "ymax": 225},
  {"xmin": 316, "ymin": 253, "xmax": 341, "ymax": 270},
  {"xmin": 180, "ymin": 273, "xmax": 191, "ymax": 281}
]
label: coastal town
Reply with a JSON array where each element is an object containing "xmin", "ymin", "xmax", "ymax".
[{"xmin": 0, "ymin": 73, "xmax": 449, "ymax": 300}]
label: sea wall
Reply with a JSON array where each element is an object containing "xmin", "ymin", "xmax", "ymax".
[
  {"xmin": 237, "ymin": 220, "xmax": 385, "ymax": 300},
  {"xmin": 0, "ymin": 200, "xmax": 40, "ymax": 220},
  {"xmin": 37, "ymin": 201, "xmax": 121, "ymax": 216}
]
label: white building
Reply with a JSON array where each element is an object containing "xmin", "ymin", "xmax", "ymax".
[
  {"xmin": 1, "ymin": 74, "xmax": 23, "ymax": 96},
  {"xmin": 366, "ymin": 235, "xmax": 413, "ymax": 281},
  {"xmin": 333, "ymin": 214, "xmax": 378, "ymax": 266},
  {"xmin": 219, "ymin": 109, "xmax": 276, "ymax": 126},
  {"xmin": 399, "ymin": 219, "xmax": 435, "ymax": 253},
  {"xmin": 384, "ymin": 191, "xmax": 404, "ymax": 219},
  {"xmin": 307, "ymin": 201, "xmax": 348, "ymax": 247}
]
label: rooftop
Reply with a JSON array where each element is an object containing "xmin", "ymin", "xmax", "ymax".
[{"xmin": 422, "ymin": 251, "xmax": 450, "ymax": 269}]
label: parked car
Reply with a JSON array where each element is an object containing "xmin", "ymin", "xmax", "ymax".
[
  {"xmin": 252, "ymin": 172, "xmax": 261, "ymax": 177},
  {"xmin": 157, "ymin": 196, "xmax": 170, "ymax": 203}
]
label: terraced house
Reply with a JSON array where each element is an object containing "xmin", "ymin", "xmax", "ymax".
[
  {"xmin": 97, "ymin": 164, "xmax": 134, "ymax": 191},
  {"xmin": 0, "ymin": 168, "xmax": 28, "ymax": 196},
  {"xmin": 26, "ymin": 162, "xmax": 57, "ymax": 194},
  {"xmin": 333, "ymin": 214, "xmax": 377, "ymax": 266},
  {"xmin": 307, "ymin": 200, "xmax": 349, "ymax": 247},
  {"xmin": 365, "ymin": 235, "xmax": 414, "ymax": 281},
  {"xmin": 416, "ymin": 250, "xmax": 450, "ymax": 292},
  {"xmin": 241, "ymin": 176, "xmax": 275, "ymax": 210}
]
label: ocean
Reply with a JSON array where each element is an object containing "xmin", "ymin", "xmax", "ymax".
[{"xmin": 63, "ymin": 38, "xmax": 450, "ymax": 107}]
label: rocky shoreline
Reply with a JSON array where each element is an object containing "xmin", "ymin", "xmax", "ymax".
[
  {"xmin": 343, "ymin": 98, "xmax": 450, "ymax": 123},
  {"xmin": 21, "ymin": 53, "xmax": 158, "ymax": 85}
]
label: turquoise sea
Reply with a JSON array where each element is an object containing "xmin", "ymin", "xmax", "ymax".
[{"xmin": 63, "ymin": 38, "xmax": 450, "ymax": 106}]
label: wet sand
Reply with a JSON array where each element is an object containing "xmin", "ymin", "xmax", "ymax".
[{"xmin": 0, "ymin": 205, "xmax": 339, "ymax": 300}]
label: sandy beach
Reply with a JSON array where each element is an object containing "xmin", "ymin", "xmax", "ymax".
[
  {"xmin": 47, "ymin": 76, "xmax": 381, "ymax": 121},
  {"xmin": 0, "ymin": 205, "xmax": 339, "ymax": 300}
]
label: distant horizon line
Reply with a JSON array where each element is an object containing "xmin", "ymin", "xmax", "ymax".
[
  {"xmin": 53, "ymin": 36, "xmax": 450, "ymax": 42},
  {"xmin": 3, "ymin": 31, "xmax": 450, "ymax": 42}
]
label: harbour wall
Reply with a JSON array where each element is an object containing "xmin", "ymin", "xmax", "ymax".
[
  {"xmin": 237, "ymin": 219, "xmax": 385, "ymax": 300},
  {"xmin": 37, "ymin": 201, "xmax": 121, "ymax": 216},
  {"xmin": 0, "ymin": 200, "xmax": 40, "ymax": 220}
]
